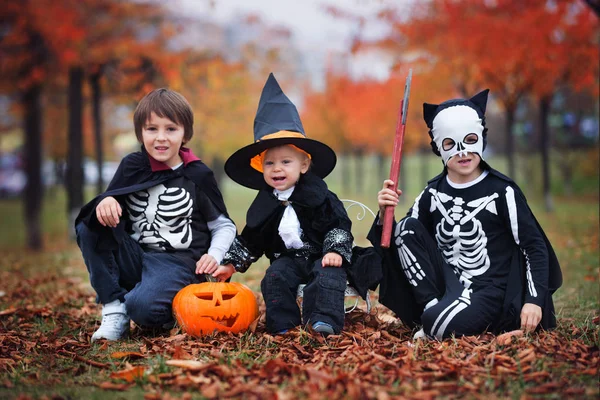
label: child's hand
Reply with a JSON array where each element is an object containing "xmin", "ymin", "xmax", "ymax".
[
  {"xmin": 378, "ymin": 179, "xmax": 402, "ymax": 218},
  {"xmin": 322, "ymin": 252, "xmax": 342, "ymax": 267},
  {"xmin": 96, "ymin": 196, "xmax": 122, "ymax": 227},
  {"xmin": 195, "ymin": 254, "xmax": 218, "ymax": 275},
  {"xmin": 520, "ymin": 303, "xmax": 542, "ymax": 332},
  {"xmin": 212, "ymin": 264, "xmax": 235, "ymax": 281}
]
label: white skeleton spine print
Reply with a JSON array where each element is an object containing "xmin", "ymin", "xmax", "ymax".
[{"xmin": 127, "ymin": 184, "xmax": 194, "ymax": 250}]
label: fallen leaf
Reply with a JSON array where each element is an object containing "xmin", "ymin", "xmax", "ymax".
[
  {"xmin": 0, "ymin": 308, "xmax": 18, "ymax": 316},
  {"xmin": 111, "ymin": 351, "xmax": 146, "ymax": 360},
  {"xmin": 110, "ymin": 366, "xmax": 147, "ymax": 382},
  {"xmin": 201, "ymin": 382, "xmax": 220, "ymax": 399},
  {"xmin": 97, "ymin": 381, "xmax": 134, "ymax": 391},
  {"xmin": 496, "ymin": 330, "xmax": 524, "ymax": 345},
  {"xmin": 165, "ymin": 360, "xmax": 210, "ymax": 371}
]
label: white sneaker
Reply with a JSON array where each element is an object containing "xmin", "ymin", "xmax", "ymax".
[
  {"xmin": 413, "ymin": 328, "xmax": 427, "ymax": 340},
  {"xmin": 91, "ymin": 300, "xmax": 130, "ymax": 342}
]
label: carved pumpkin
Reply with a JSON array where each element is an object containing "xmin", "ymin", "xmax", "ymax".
[{"xmin": 172, "ymin": 282, "xmax": 258, "ymax": 336}]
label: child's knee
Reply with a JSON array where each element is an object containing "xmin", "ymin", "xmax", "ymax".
[
  {"xmin": 260, "ymin": 267, "xmax": 289, "ymax": 301},
  {"xmin": 125, "ymin": 292, "xmax": 171, "ymax": 327},
  {"xmin": 75, "ymin": 222, "xmax": 96, "ymax": 247},
  {"xmin": 397, "ymin": 217, "xmax": 425, "ymax": 236}
]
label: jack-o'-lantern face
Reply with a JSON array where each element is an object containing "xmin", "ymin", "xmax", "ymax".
[{"xmin": 173, "ymin": 282, "xmax": 258, "ymax": 336}]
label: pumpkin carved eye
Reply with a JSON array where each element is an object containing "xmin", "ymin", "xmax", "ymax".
[{"xmin": 194, "ymin": 291, "xmax": 237, "ymax": 300}]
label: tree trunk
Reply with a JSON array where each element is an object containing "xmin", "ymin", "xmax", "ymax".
[
  {"xmin": 22, "ymin": 83, "xmax": 44, "ymax": 250},
  {"xmin": 90, "ymin": 70, "xmax": 104, "ymax": 194},
  {"xmin": 66, "ymin": 67, "xmax": 85, "ymax": 237},
  {"xmin": 539, "ymin": 95, "xmax": 553, "ymax": 212},
  {"xmin": 561, "ymin": 159, "xmax": 573, "ymax": 197},
  {"xmin": 505, "ymin": 106, "xmax": 516, "ymax": 180},
  {"xmin": 341, "ymin": 153, "xmax": 351, "ymax": 195},
  {"xmin": 354, "ymin": 149, "xmax": 363, "ymax": 194}
]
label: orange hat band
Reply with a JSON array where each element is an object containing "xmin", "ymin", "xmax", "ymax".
[{"xmin": 250, "ymin": 132, "xmax": 312, "ymax": 173}]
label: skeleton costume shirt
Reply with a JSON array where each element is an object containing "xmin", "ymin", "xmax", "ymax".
[
  {"xmin": 76, "ymin": 147, "xmax": 234, "ymax": 269},
  {"xmin": 396, "ymin": 169, "xmax": 553, "ymax": 339},
  {"xmin": 76, "ymin": 146, "xmax": 236, "ymax": 328},
  {"xmin": 369, "ymin": 90, "xmax": 561, "ymax": 339}
]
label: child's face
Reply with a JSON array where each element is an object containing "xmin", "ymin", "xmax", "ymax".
[
  {"xmin": 445, "ymin": 138, "xmax": 482, "ymax": 184},
  {"xmin": 262, "ymin": 145, "xmax": 310, "ymax": 191},
  {"xmin": 142, "ymin": 112, "xmax": 185, "ymax": 168}
]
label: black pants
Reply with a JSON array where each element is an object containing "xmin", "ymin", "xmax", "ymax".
[
  {"xmin": 392, "ymin": 217, "xmax": 505, "ymax": 339},
  {"xmin": 260, "ymin": 256, "xmax": 347, "ymax": 334}
]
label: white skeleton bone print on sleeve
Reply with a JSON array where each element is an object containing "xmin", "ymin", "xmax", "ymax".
[
  {"xmin": 394, "ymin": 218, "xmax": 426, "ymax": 287},
  {"xmin": 127, "ymin": 184, "xmax": 194, "ymax": 251}
]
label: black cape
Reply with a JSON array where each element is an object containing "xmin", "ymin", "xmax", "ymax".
[
  {"xmin": 75, "ymin": 148, "xmax": 229, "ymax": 251},
  {"xmin": 230, "ymin": 171, "xmax": 354, "ymax": 267},
  {"xmin": 368, "ymin": 167, "xmax": 562, "ymax": 332}
]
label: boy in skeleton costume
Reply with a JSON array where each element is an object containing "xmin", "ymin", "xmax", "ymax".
[
  {"xmin": 76, "ymin": 89, "xmax": 236, "ymax": 341},
  {"xmin": 371, "ymin": 89, "xmax": 562, "ymax": 340},
  {"xmin": 219, "ymin": 73, "xmax": 353, "ymax": 336}
]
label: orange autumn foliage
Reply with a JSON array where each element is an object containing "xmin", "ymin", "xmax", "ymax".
[
  {"xmin": 380, "ymin": 0, "xmax": 599, "ymax": 109},
  {"xmin": 302, "ymin": 71, "xmax": 431, "ymax": 157}
]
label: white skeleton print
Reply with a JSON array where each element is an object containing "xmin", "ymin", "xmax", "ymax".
[
  {"xmin": 430, "ymin": 287, "xmax": 472, "ymax": 340},
  {"xmin": 395, "ymin": 219, "xmax": 426, "ymax": 287},
  {"xmin": 127, "ymin": 184, "xmax": 194, "ymax": 250},
  {"xmin": 429, "ymin": 188, "xmax": 498, "ymax": 287}
]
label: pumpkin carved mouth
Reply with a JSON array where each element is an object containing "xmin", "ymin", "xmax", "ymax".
[{"xmin": 210, "ymin": 314, "xmax": 239, "ymax": 328}]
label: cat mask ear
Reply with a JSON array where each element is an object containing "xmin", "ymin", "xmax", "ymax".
[
  {"xmin": 469, "ymin": 89, "xmax": 490, "ymax": 115},
  {"xmin": 423, "ymin": 102, "xmax": 439, "ymax": 128}
]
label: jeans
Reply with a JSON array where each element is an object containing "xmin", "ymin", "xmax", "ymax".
[{"xmin": 76, "ymin": 222, "xmax": 201, "ymax": 328}]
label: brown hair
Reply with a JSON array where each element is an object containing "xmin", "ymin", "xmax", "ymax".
[{"xmin": 133, "ymin": 88, "xmax": 194, "ymax": 143}]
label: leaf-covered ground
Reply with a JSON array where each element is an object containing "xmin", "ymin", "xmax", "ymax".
[
  {"xmin": 1, "ymin": 193, "xmax": 599, "ymax": 399},
  {"xmin": 0, "ymin": 246, "xmax": 598, "ymax": 400}
]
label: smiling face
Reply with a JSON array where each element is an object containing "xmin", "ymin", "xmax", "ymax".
[
  {"xmin": 141, "ymin": 112, "xmax": 185, "ymax": 168},
  {"xmin": 262, "ymin": 145, "xmax": 310, "ymax": 191},
  {"xmin": 444, "ymin": 134, "xmax": 483, "ymax": 183}
]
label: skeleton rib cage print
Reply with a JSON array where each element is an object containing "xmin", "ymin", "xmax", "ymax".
[{"xmin": 127, "ymin": 184, "xmax": 194, "ymax": 251}]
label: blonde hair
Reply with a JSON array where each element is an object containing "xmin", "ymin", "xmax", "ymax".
[{"xmin": 250, "ymin": 144, "xmax": 311, "ymax": 173}]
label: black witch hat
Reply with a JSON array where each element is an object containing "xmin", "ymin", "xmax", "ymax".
[{"xmin": 224, "ymin": 73, "xmax": 336, "ymax": 190}]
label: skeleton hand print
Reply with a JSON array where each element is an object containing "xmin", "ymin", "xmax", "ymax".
[
  {"xmin": 394, "ymin": 219, "xmax": 426, "ymax": 287},
  {"xmin": 127, "ymin": 184, "xmax": 194, "ymax": 250}
]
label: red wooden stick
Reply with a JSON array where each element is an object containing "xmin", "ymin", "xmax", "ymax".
[{"xmin": 381, "ymin": 70, "xmax": 412, "ymax": 248}]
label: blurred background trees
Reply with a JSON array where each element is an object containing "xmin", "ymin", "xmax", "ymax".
[{"xmin": 0, "ymin": 0, "xmax": 598, "ymax": 249}]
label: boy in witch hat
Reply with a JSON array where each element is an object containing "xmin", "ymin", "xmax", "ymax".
[
  {"xmin": 209, "ymin": 73, "xmax": 353, "ymax": 336},
  {"xmin": 371, "ymin": 89, "xmax": 562, "ymax": 340}
]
